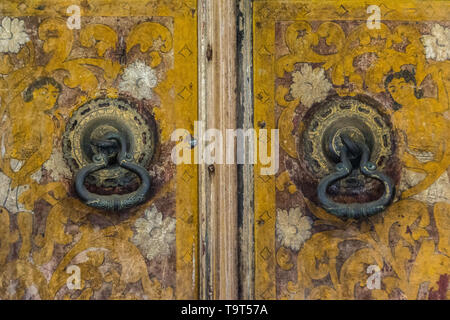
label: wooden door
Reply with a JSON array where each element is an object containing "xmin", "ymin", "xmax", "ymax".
[
  {"xmin": 250, "ymin": 0, "xmax": 450, "ymax": 300},
  {"xmin": 0, "ymin": 0, "xmax": 449, "ymax": 301},
  {"xmin": 0, "ymin": 0, "xmax": 198, "ymax": 300}
]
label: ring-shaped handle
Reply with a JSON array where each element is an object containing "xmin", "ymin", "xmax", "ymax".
[
  {"xmin": 75, "ymin": 132, "xmax": 151, "ymax": 211},
  {"xmin": 317, "ymin": 139, "xmax": 394, "ymax": 218}
]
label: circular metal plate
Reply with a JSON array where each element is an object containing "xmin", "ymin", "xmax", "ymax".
[
  {"xmin": 63, "ymin": 98, "xmax": 156, "ymax": 188},
  {"xmin": 300, "ymin": 96, "xmax": 393, "ymax": 178}
]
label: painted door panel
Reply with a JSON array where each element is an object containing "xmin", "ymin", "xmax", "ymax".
[
  {"xmin": 0, "ymin": 0, "xmax": 449, "ymax": 301},
  {"xmin": 0, "ymin": 0, "xmax": 198, "ymax": 299},
  {"xmin": 253, "ymin": 0, "xmax": 450, "ymax": 300}
]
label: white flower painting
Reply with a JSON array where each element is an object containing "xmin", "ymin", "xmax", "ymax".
[
  {"xmin": 421, "ymin": 24, "xmax": 450, "ymax": 61},
  {"xmin": 290, "ymin": 64, "xmax": 332, "ymax": 108},
  {"xmin": 276, "ymin": 206, "xmax": 312, "ymax": 251},
  {"xmin": 0, "ymin": 17, "xmax": 30, "ymax": 54},
  {"xmin": 118, "ymin": 60, "xmax": 158, "ymax": 100},
  {"xmin": 131, "ymin": 204, "xmax": 176, "ymax": 261}
]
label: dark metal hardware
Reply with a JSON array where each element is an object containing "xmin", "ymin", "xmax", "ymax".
[
  {"xmin": 75, "ymin": 132, "xmax": 151, "ymax": 211},
  {"xmin": 317, "ymin": 133, "xmax": 394, "ymax": 218},
  {"xmin": 63, "ymin": 98, "xmax": 156, "ymax": 189}
]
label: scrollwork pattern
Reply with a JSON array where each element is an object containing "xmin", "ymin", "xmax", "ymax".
[
  {"xmin": 0, "ymin": 13, "xmax": 176, "ymax": 300},
  {"xmin": 275, "ymin": 19, "xmax": 450, "ymax": 300}
]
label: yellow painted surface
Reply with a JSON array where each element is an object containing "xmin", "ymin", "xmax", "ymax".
[
  {"xmin": 0, "ymin": 0, "xmax": 198, "ymax": 299},
  {"xmin": 1, "ymin": 0, "xmax": 449, "ymax": 301},
  {"xmin": 254, "ymin": 0, "xmax": 450, "ymax": 299}
]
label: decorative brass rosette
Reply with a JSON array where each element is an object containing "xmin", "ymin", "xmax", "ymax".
[{"xmin": 63, "ymin": 97, "xmax": 156, "ymax": 188}]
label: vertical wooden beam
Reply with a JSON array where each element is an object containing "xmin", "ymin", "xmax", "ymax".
[
  {"xmin": 198, "ymin": 0, "xmax": 239, "ymax": 300},
  {"xmin": 237, "ymin": 0, "xmax": 255, "ymax": 300}
]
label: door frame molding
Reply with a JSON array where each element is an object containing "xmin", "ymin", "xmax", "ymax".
[
  {"xmin": 198, "ymin": 0, "xmax": 239, "ymax": 300},
  {"xmin": 237, "ymin": 0, "xmax": 255, "ymax": 300}
]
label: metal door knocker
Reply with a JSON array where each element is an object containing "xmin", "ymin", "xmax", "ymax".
[
  {"xmin": 299, "ymin": 96, "xmax": 397, "ymax": 218},
  {"xmin": 63, "ymin": 98, "xmax": 156, "ymax": 211},
  {"xmin": 317, "ymin": 133, "xmax": 394, "ymax": 218}
]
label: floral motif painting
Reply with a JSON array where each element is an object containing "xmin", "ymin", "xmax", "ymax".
[
  {"xmin": 0, "ymin": 0, "xmax": 198, "ymax": 300},
  {"xmin": 254, "ymin": 0, "xmax": 450, "ymax": 300}
]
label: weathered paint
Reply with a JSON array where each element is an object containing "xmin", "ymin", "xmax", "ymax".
[
  {"xmin": 254, "ymin": 0, "xmax": 450, "ymax": 300},
  {"xmin": 0, "ymin": 0, "xmax": 198, "ymax": 299}
]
